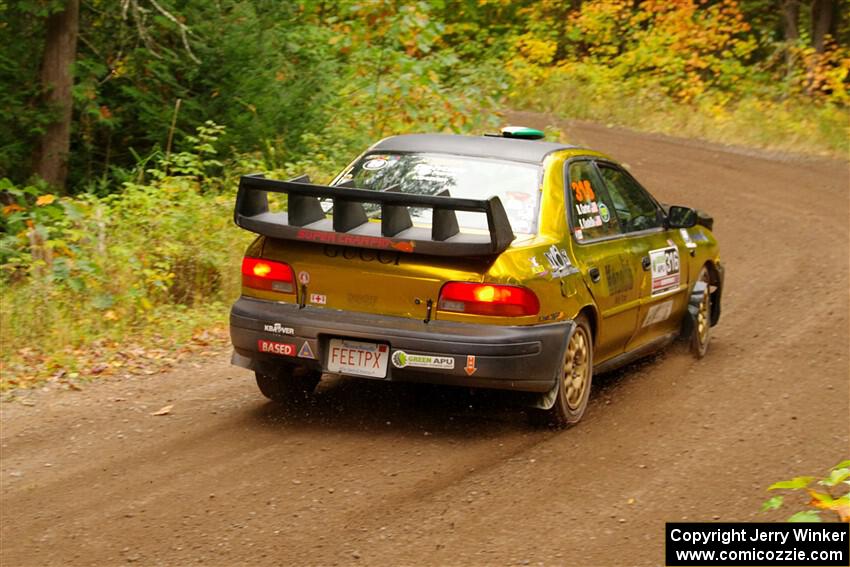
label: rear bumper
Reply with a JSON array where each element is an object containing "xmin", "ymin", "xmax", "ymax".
[{"xmin": 230, "ymin": 297, "xmax": 572, "ymax": 393}]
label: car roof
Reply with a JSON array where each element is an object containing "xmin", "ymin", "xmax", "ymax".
[{"xmin": 367, "ymin": 133, "xmax": 581, "ymax": 164}]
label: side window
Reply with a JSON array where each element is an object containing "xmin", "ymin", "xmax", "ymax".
[
  {"xmin": 597, "ymin": 164, "xmax": 663, "ymax": 233},
  {"xmin": 567, "ymin": 161, "xmax": 623, "ymax": 241}
]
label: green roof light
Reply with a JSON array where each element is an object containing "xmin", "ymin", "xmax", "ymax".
[{"xmin": 500, "ymin": 126, "xmax": 545, "ymax": 140}]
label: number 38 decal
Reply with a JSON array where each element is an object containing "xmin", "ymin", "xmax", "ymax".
[{"xmin": 571, "ymin": 180, "xmax": 596, "ymax": 202}]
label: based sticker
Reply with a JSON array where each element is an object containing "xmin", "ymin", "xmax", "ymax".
[
  {"xmin": 642, "ymin": 300, "xmax": 674, "ymax": 327},
  {"xmin": 649, "ymin": 246, "xmax": 681, "ymax": 296},
  {"xmin": 257, "ymin": 340, "xmax": 296, "ymax": 356},
  {"xmin": 599, "ymin": 202, "xmax": 611, "ymax": 223},
  {"xmin": 309, "ymin": 293, "xmax": 327, "ymax": 305},
  {"xmin": 391, "ymin": 350, "xmax": 454, "ymax": 370},
  {"xmin": 297, "ymin": 341, "xmax": 315, "ymax": 359},
  {"xmin": 263, "ymin": 323, "xmax": 294, "ymax": 335}
]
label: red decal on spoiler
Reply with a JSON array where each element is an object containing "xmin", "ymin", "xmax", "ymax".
[
  {"xmin": 296, "ymin": 229, "xmax": 415, "ymax": 252},
  {"xmin": 390, "ymin": 240, "xmax": 415, "ymax": 253}
]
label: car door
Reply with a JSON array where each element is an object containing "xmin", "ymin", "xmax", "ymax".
[
  {"xmin": 594, "ymin": 161, "xmax": 690, "ymax": 351},
  {"xmin": 564, "ymin": 159, "xmax": 641, "ymax": 364}
]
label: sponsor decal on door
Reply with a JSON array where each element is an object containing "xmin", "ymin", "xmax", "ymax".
[{"xmin": 649, "ymin": 246, "xmax": 681, "ymax": 296}]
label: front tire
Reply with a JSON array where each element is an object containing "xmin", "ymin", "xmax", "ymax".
[
  {"xmin": 528, "ymin": 315, "xmax": 594, "ymax": 428},
  {"xmin": 690, "ymin": 267, "xmax": 712, "ymax": 359},
  {"xmin": 255, "ymin": 364, "xmax": 321, "ymax": 404}
]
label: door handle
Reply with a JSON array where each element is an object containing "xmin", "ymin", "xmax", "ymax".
[
  {"xmin": 588, "ymin": 267, "xmax": 601, "ymax": 282},
  {"xmin": 641, "ymin": 256, "xmax": 651, "ymax": 271}
]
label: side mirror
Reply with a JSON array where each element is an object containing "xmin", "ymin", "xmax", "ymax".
[{"xmin": 667, "ymin": 205, "xmax": 697, "ymax": 229}]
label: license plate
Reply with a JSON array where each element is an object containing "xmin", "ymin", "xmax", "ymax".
[
  {"xmin": 327, "ymin": 339, "xmax": 389, "ymax": 378},
  {"xmin": 257, "ymin": 339, "xmax": 297, "ymax": 356}
]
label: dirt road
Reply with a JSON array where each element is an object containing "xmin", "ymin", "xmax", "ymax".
[{"xmin": 2, "ymin": 113, "xmax": 848, "ymax": 566}]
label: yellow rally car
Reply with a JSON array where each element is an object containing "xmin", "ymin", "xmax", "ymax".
[{"xmin": 229, "ymin": 127, "xmax": 723, "ymax": 427}]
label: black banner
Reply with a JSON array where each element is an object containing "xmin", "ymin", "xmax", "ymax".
[{"xmin": 666, "ymin": 523, "xmax": 849, "ymax": 566}]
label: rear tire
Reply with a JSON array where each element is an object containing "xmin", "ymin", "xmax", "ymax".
[
  {"xmin": 255, "ymin": 365, "xmax": 321, "ymax": 404},
  {"xmin": 528, "ymin": 315, "xmax": 594, "ymax": 428}
]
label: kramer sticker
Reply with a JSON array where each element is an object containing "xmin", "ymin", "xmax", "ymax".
[
  {"xmin": 649, "ymin": 246, "xmax": 681, "ymax": 296},
  {"xmin": 309, "ymin": 293, "xmax": 327, "ymax": 305},
  {"xmin": 642, "ymin": 300, "xmax": 674, "ymax": 327},
  {"xmin": 263, "ymin": 323, "xmax": 294, "ymax": 335},
  {"xmin": 599, "ymin": 202, "xmax": 611, "ymax": 223},
  {"xmin": 391, "ymin": 350, "xmax": 455, "ymax": 370},
  {"xmin": 298, "ymin": 271, "xmax": 310, "ymax": 285},
  {"xmin": 297, "ymin": 341, "xmax": 315, "ymax": 359}
]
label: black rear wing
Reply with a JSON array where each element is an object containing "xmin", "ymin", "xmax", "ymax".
[{"xmin": 234, "ymin": 174, "xmax": 516, "ymax": 256}]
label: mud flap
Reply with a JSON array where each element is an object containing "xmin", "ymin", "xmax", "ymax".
[
  {"xmin": 528, "ymin": 323, "xmax": 575, "ymax": 410},
  {"xmin": 231, "ymin": 350, "xmax": 255, "ymax": 370},
  {"xmin": 680, "ymin": 279, "xmax": 709, "ymax": 341}
]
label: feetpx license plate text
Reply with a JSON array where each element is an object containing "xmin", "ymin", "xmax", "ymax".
[{"xmin": 327, "ymin": 339, "xmax": 389, "ymax": 378}]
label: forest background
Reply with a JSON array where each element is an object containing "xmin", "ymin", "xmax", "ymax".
[{"xmin": 1, "ymin": 0, "xmax": 848, "ymax": 389}]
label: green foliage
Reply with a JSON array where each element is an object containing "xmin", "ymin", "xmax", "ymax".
[
  {"xmin": 762, "ymin": 460, "xmax": 850, "ymax": 523},
  {"xmin": 0, "ymin": 123, "xmax": 251, "ymax": 388},
  {"xmin": 508, "ymin": 0, "xmax": 849, "ymax": 157}
]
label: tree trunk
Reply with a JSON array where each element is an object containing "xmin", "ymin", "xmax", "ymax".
[
  {"xmin": 811, "ymin": 0, "xmax": 835, "ymax": 53},
  {"xmin": 781, "ymin": 0, "xmax": 799, "ymax": 41},
  {"xmin": 32, "ymin": 0, "xmax": 79, "ymax": 192}
]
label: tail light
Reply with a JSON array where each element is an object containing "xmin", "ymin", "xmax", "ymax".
[
  {"xmin": 437, "ymin": 282, "xmax": 540, "ymax": 317},
  {"xmin": 241, "ymin": 257, "xmax": 295, "ymax": 293}
]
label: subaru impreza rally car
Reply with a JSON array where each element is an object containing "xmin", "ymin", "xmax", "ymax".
[{"xmin": 229, "ymin": 127, "xmax": 723, "ymax": 427}]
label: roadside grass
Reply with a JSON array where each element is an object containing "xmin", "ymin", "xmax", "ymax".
[
  {"xmin": 0, "ymin": 174, "xmax": 250, "ymax": 393},
  {"xmin": 0, "ymin": 303, "xmax": 231, "ymax": 396},
  {"xmin": 0, "ymin": 187, "xmax": 247, "ymax": 393},
  {"xmin": 510, "ymin": 70, "xmax": 850, "ymax": 159}
]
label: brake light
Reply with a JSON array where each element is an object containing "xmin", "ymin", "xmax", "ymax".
[
  {"xmin": 241, "ymin": 257, "xmax": 295, "ymax": 293},
  {"xmin": 437, "ymin": 282, "xmax": 540, "ymax": 317}
]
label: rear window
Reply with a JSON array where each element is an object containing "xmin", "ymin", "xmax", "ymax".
[{"xmin": 334, "ymin": 153, "xmax": 541, "ymax": 235}]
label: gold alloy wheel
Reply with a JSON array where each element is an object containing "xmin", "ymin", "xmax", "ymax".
[
  {"xmin": 696, "ymin": 275, "xmax": 711, "ymax": 347},
  {"xmin": 564, "ymin": 326, "xmax": 590, "ymax": 410}
]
